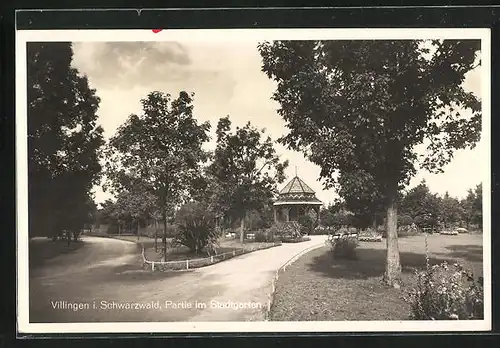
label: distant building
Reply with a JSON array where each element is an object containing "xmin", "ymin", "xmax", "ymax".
[{"xmin": 273, "ymin": 175, "xmax": 323, "ymax": 223}]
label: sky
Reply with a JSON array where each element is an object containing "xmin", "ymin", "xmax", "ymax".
[{"xmin": 70, "ymin": 40, "xmax": 484, "ymax": 206}]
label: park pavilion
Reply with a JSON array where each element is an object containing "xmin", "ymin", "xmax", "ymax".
[{"xmin": 273, "ymin": 175, "xmax": 323, "ymax": 223}]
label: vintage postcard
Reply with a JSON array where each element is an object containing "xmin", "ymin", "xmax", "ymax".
[{"xmin": 16, "ymin": 28, "xmax": 491, "ymax": 334}]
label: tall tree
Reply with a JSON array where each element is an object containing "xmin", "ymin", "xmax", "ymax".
[
  {"xmin": 400, "ymin": 180, "xmax": 441, "ymax": 230},
  {"xmin": 259, "ymin": 40, "xmax": 481, "ymax": 286},
  {"xmin": 461, "ymin": 183, "xmax": 483, "ymax": 230},
  {"xmin": 27, "ymin": 42, "xmax": 105, "ymax": 240},
  {"xmin": 105, "ymin": 91, "xmax": 210, "ymax": 260},
  {"xmin": 207, "ymin": 117, "xmax": 288, "ymax": 243},
  {"xmin": 440, "ymin": 191, "xmax": 463, "ymax": 229},
  {"xmin": 113, "ymin": 189, "xmax": 156, "ymax": 238},
  {"xmin": 337, "ymin": 171, "xmax": 386, "ymax": 230}
]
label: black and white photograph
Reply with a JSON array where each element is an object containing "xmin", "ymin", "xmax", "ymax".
[{"xmin": 16, "ymin": 28, "xmax": 491, "ymax": 333}]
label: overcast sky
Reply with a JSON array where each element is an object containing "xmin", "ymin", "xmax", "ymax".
[{"xmin": 71, "ymin": 41, "xmax": 484, "ymax": 206}]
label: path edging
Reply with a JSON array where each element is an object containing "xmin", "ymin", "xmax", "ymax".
[
  {"xmin": 264, "ymin": 240, "xmax": 328, "ymax": 321},
  {"xmin": 141, "ymin": 242, "xmax": 282, "ymax": 272}
]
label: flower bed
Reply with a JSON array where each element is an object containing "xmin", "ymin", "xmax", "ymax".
[
  {"xmin": 358, "ymin": 235, "xmax": 382, "ymax": 242},
  {"xmin": 440, "ymin": 230, "xmax": 459, "ymax": 236},
  {"xmin": 281, "ymin": 236, "xmax": 311, "ymax": 243}
]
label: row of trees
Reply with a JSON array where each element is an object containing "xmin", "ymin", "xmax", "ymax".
[
  {"xmin": 103, "ymin": 91, "xmax": 289, "ymax": 257},
  {"xmin": 28, "ymin": 42, "xmax": 288, "ymax": 252},
  {"xmin": 320, "ymin": 180, "xmax": 483, "ymax": 231}
]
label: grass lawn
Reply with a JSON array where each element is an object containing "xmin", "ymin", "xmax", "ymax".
[
  {"xmin": 270, "ymin": 233, "xmax": 483, "ymax": 321},
  {"xmin": 29, "ymin": 237, "xmax": 85, "ymax": 269}
]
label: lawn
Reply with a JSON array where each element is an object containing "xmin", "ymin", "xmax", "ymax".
[
  {"xmin": 270, "ymin": 233, "xmax": 483, "ymax": 321},
  {"xmin": 29, "ymin": 237, "xmax": 85, "ymax": 269}
]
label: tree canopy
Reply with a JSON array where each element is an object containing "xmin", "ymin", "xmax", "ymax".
[
  {"xmin": 105, "ymin": 91, "xmax": 211, "ymax": 259},
  {"xmin": 27, "ymin": 42, "xmax": 104, "ymax": 239},
  {"xmin": 207, "ymin": 116, "xmax": 288, "ymax": 242},
  {"xmin": 259, "ymin": 39, "xmax": 481, "ymax": 285}
]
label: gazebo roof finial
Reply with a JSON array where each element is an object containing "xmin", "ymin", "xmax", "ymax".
[{"xmin": 295, "ymin": 165, "xmax": 298, "ymax": 177}]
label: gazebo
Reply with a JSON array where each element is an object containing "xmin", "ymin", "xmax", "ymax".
[{"xmin": 273, "ymin": 175, "xmax": 323, "ymax": 223}]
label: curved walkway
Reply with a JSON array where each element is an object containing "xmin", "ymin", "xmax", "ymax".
[{"xmin": 29, "ymin": 235, "xmax": 327, "ymax": 322}]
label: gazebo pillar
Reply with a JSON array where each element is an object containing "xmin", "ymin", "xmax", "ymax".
[{"xmin": 273, "ymin": 206, "xmax": 277, "ymax": 223}]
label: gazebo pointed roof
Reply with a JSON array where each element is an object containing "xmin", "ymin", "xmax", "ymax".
[
  {"xmin": 274, "ymin": 176, "xmax": 323, "ymax": 206},
  {"xmin": 279, "ymin": 176, "xmax": 316, "ymax": 195}
]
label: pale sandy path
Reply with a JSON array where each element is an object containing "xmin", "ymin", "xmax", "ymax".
[{"xmin": 29, "ymin": 235, "xmax": 327, "ymax": 323}]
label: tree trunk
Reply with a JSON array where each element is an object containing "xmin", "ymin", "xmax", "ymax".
[
  {"xmin": 372, "ymin": 215, "xmax": 377, "ymax": 231},
  {"xmin": 154, "ymin": 219, "xmax": 158, "ymax": 252},
  {"xmin": 384, "ymin": 192, "xmax": 401, "ymax": 287},
  {"xmin": 66, "ymin": 230, "xmax": 71, "ymax": 246},
  {"xmin": 162, "ymin": 208, "xmax": 167, "ymax": 262},
  {"xmin": 136, "ymin": 219, "xmax": 140, "ymax": 241},
  {"xmin": 239, "ymin": 215, "xmax": 245, "ymax": 245}
]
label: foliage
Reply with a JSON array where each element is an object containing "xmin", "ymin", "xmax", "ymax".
[
  {"xmin": 174, "ymin": 202, "xmax": 219, "ymax": 254},
  {"xmin": 398, "ymin": 214, "xmax": 414, "ymax": 226},
  {"xmin": 245, "ymin": 210, "xmax": 271, "ymax": 231},
  {"xmin": 400, "ymin": 181, "xmax": 442, "ymax": 230},
  {"xmin": 27, "ymin": 42, "xmax": 105, "ymax": 238},
  {"xmin": 398, "ymin": 224, "xmax": 421, "ymax": 237},
  {"xmin": 404, "ymin": 261, "xmax": 483, "ymax": 320},
  {"xmin": 254, "ymin": 229, "xmax": 278, "ymax": 242},
  {"xmin": 440, "ymin": 192, "xmax": 464, "ymax": 228},
  {"xmin": 273, "ymin": 221, "xmax": 303, "ymax": 238},
  {"xmin": 281, "ymin": 235, "xmax": 311, "ymax": 243},
  {"xmin": 206, "ymin": 116, "xmax": 288, "ymax": 242},
  {"xmin": 327, "ymin": 233, "xmax": 358, "ymax": 260},
  {"xmin": 297, "ymin": 214, "xmax": 317, "ymax": 234},
  {"xmin": 461, "ymin": 183, "xmax": 482, "ymax": 229},
  {"xmin": 105, "ymin": 91, "xmax": 211, "ymax": 260},
  {"xmin": 259, "ymin": 39, "xmax": 481, "ymax": 285}
]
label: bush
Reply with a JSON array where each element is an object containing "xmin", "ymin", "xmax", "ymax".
[
  {"xmin": 298, "ymin": 215, "xmax": 317, "ymax": 235},
  {"xmin": 273, "ymin": 221, "xmax": 302, "ymax": 239},
  {"xmin": 327, "ymin": 233, "xmax": 358, "ymax": 260},
  {"xmin": 254, "ymin": 229, "xmax": 278, "ymax": 242},
  {"xmin": 398, "ymin": 214, "xmax": 414, "ymax": 226},
  {"xmin": 174, "ymin": 202, "xmax": 219, "ymax": 254},
  {"xmin": 404, "ymin": 261, "xmax": 484, "ymax": 320},
  {"xmin": 281, "ymin": 236, "xmax": 309, "ymax": 243}
]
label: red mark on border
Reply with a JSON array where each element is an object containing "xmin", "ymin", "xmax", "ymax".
[{"xmin": 152, "ymin": 29, "xmax": 163, "ymax": 33}]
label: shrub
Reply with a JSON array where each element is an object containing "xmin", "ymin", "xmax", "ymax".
[
  {"xmin": 398, "ymin": 214, "xmax": 414, "ymax": 226},
  {"xmin": 298, "ymin": 215, "xmax": 316, "ymax": 235},
  {"xmin": 404, "ymin": 261, "xmax": 484, "ymax": 320},
  {"xmin": 273, "ymin": 221, "xmax": 302, "ymax": 238},
  {"xmin": 174, "ymin": 202, "xmax": 219, "ymax": 254},
  {"xmin": 254, "ymin": 229, "xmax": 278, "ymax": 242},
  {"xmin": 398, "ymin": 223, "xmax": 421, "ymax": 237},
  {"xmin": 327, "ymin": 233, "xmax": 358, "ymax": 260}
]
